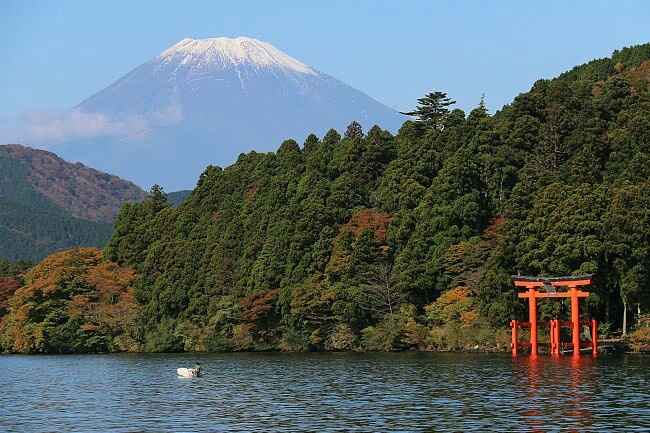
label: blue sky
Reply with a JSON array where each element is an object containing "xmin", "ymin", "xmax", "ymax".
[{"xmin": 2, "ymin": 0, "xmax": 650, "ymax": 117}]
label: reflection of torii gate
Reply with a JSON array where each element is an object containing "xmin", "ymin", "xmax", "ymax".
[{"xmin": 510, "ymin": 275, "xmax": 597, "ymax": 357}]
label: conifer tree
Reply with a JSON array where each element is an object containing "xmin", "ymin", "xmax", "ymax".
[
  {"xmin": 345, "ymin": 121, "xmax": 364, "ymax": 139},
  {"xmin": 401, "ymin": 91, "xmax": 456, "ymax": 130}
]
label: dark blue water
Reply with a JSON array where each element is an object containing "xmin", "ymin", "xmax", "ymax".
[{"xmin": 0, "ymin": 353, "xmax": 648, "ymax": 432}]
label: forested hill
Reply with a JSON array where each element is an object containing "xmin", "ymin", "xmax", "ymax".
[
  {"xmin": 0, "ymin": 145, "xmax": 147, "ymax": 261},
  {"xmin": 98, "ymin": 43, "xmax": 650, "ymax": 352},
  {"xmin": 3, "ymin": 43, "xmax": 650, "ymax": 353}
]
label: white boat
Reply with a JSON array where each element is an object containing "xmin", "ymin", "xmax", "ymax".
[{"xmin": 177, "ymin": 367, "xmax": 201, "ymax": 378}]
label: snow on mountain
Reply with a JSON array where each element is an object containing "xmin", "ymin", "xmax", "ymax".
[
  {"xmin": 54, "ymin": 37, "xmax": 405, "ymax": 190},
  {"xmin": 158, "ymin": 37, "xmax": 317, "ymax": 75}
]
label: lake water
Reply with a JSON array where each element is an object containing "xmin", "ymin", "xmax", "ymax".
[{"xmin": 1, "ymin": 352, "xmax": 648, "ymax": 432}]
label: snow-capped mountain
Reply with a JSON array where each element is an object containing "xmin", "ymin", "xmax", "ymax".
[{"xmin": 56, "ymin": 37, "xmax": 405, "ymax": 190}]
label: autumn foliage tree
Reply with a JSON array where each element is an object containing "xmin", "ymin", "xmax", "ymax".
[{"xmin": 0, "ymin": 248, "xmax": 139, "ymax": 353}]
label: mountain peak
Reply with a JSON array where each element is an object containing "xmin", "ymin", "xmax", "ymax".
[
  {"xmin": 68, "ymin": 36, "xmax": 404, "ymax": 190},
  {"xmin": 158, "ymin": 36, "xmax": 317, "ymax": 75}
]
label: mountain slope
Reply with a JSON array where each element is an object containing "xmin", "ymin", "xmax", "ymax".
[
  {"xmin": 0, "ymin": 145, "xmax": 146, "ymax": 261},
  {"xmin": 55, "ymin": 37, "xmax": 405, "ymax": 190},
  {"xmin": 167, "ymin": 190, "xmax": 191, "ymax": 207}
]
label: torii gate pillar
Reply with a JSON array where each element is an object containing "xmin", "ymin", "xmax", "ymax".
[
  {"xmin": 527, "ymin": 288, "xmax": 538, "ymax": 356},
  {"xmin": 570, "ymin": 287, "xmax": 580, "ymax": 356}
]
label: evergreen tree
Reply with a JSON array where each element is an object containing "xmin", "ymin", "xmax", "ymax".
[
  {"xmin": 344, "ymin": 121, "xmax": 364, "ymax": 139},
  {"xmin": 401, "ymin": 91, "xmax": 456, "ymax": 130}
]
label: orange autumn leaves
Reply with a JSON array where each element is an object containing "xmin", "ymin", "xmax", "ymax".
[
  {"xmin": 0, "ymin": 277, "xmax": 21, "ymax": 315},
  {"xmin": 0, "ymin": 248, "xmax": 139, "ymax": 353},
  {"xmin": 425, "ymin": 287, "xmax": 478, "ymax": 327}
]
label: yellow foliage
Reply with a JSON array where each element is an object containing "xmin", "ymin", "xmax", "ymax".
[
  {"xmin": 460, "ymin": 310, "xmax": 478, "ymax": 327},
  {"xmin": 309, "ymin": 328, "xmax": 323, "ymax": 345},
  {"xmin": 629, "ymin": 328, "xmax": 650, "ymax": 352},
  {"xmin": 629, "ymin": 314, "xmax": 650, "ymax": 352},
  {"xmin": 614, "ymin": 62, "xmax": 625, "ymax": 73},
  {"xmin": 425, "ymin": 286, "xmax": 477, "ymax": 325},
  {"xmin": 402, "ymin": 318, "xmax": 428, "ymax": 349},
  {"xmin": 325, "ymin": 324, "xmax": 355, "ymax": 351},
  {"xmin": 232, "ymin": 323, "xmax": 254, "ymax": 351}
]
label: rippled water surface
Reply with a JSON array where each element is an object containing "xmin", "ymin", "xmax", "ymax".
[{"xmin": 1, "ymin": 352, "xmax": 649, "ymax": 432}]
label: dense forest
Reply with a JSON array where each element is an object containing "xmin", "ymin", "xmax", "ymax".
[
  {"xmin": 0, "ymin": 145, "xmax": 146, "ymax": 261},
  {"xmin": 3, "ymin": 43, "xmax": 650, "ymax": 353}
]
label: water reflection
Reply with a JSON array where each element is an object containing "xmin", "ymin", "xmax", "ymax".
[
  {"xmin": 522, "ymin": 356, "xmax": 545, "ymax": 433},
  {"xmin": 0, "ymin": 353, "xmax": 648, "ymax": 432},
  {"xmin": 516, "ymin": 355, "xmax": 598, "ymax": 432}
]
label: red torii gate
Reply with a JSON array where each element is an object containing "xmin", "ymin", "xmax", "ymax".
[{"xmin": 511, "ymin": 275, "xmax": 597, "ymax": 357}]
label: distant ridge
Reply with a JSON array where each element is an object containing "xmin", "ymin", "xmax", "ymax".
[
  {"xmin": 0, "ymin": 144, "xmax": 146, "ymax": 261},
  {"xmin": 167, "ymin": 190, "xmax": 191, "ymax": 207},
  {"xmin": 1, "ymin": 144, "xmax": 146, "ymax": 222}
]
